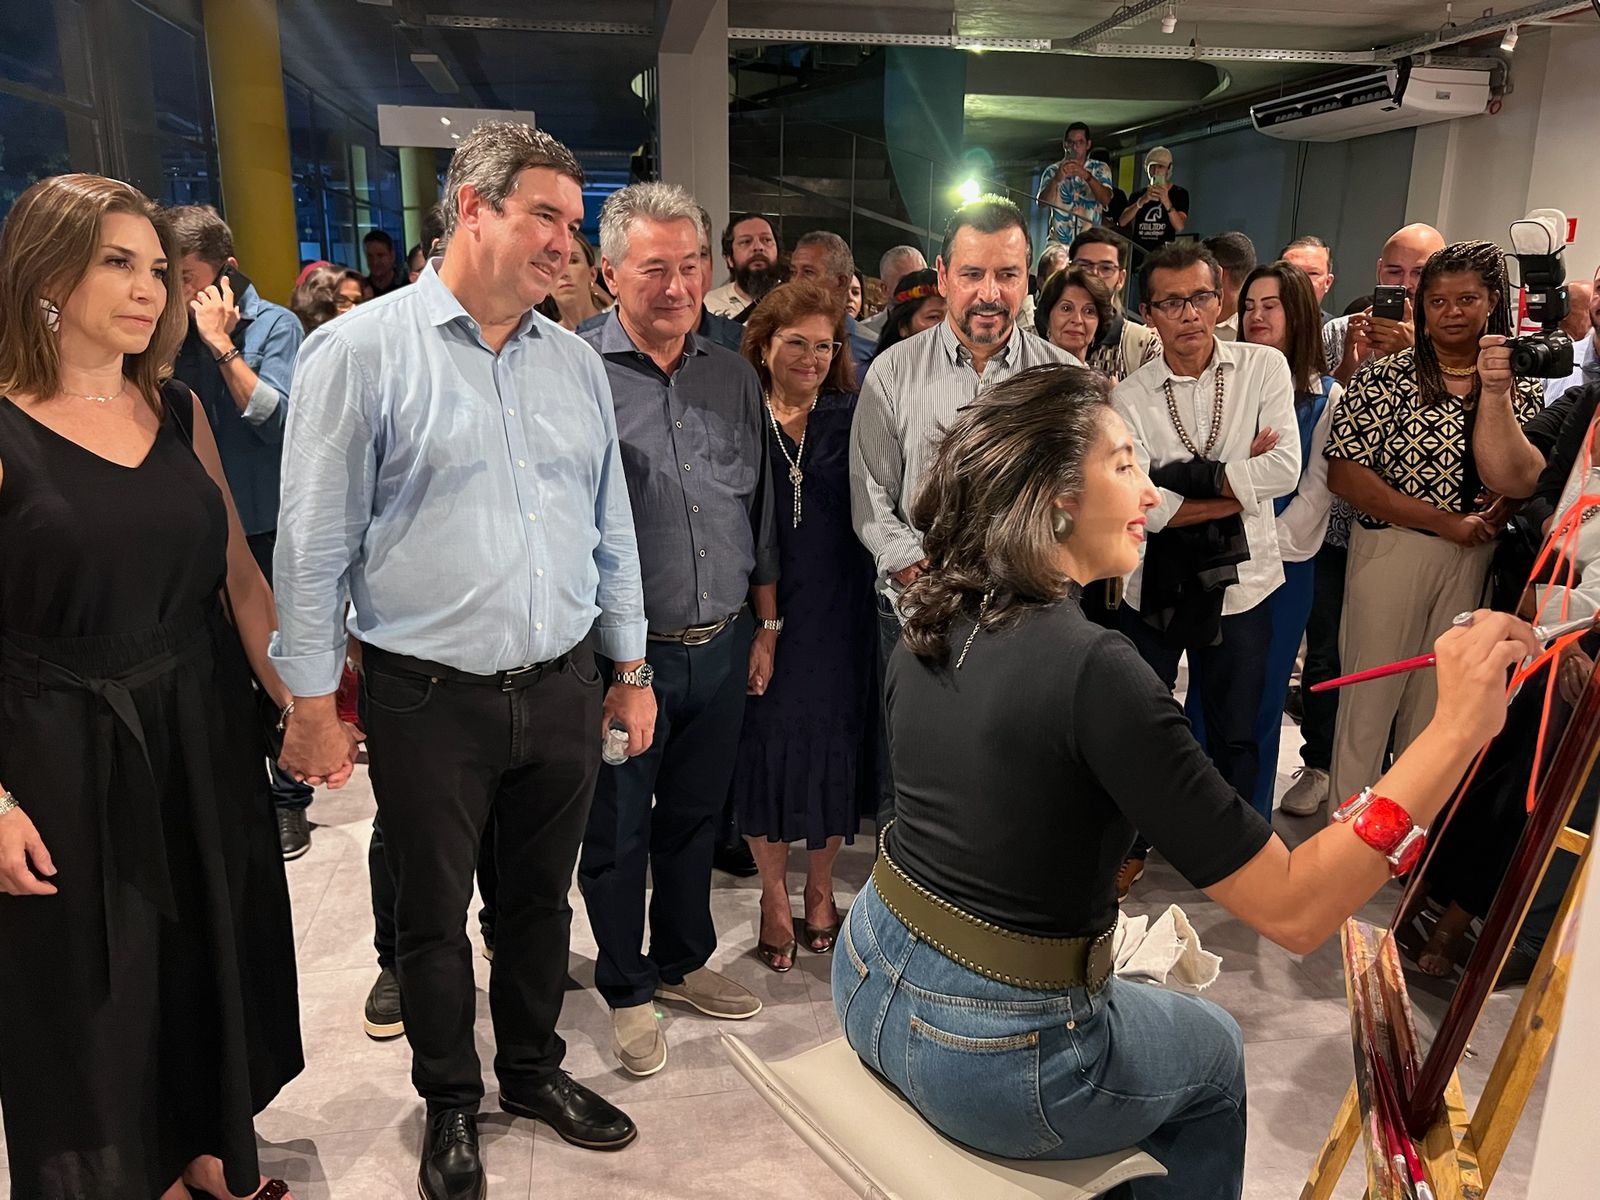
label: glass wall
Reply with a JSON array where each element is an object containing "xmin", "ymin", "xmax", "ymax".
[
  {"xmin": 0, "ymin": 0, "xmax": 99, "ymax": 210},
  {"xmin": 0, "ymin": 1, "xmax": 218, "ymax": 213},
  {"xmin": 284, "ymin": 74, "xmax": 406, "ymax": 273}
]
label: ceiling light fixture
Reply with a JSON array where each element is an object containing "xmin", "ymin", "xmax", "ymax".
[
  {"xmin": 1500, "ymin": 23, "xmax": 1519, "ymax": 50},
  {"xmin": 1161, "ymin": 4, "xmax": 1178, "ymax": 34}
]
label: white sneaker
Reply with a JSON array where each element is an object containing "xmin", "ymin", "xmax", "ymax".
[{"xmin": 1279, "ymin": 767, "xmax": 1329, "ymax": 817}]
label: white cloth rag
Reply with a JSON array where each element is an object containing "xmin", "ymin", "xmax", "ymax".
[{"xmin": 1112, "ymin": 904, "xmax": 1222, "ymax": 991}]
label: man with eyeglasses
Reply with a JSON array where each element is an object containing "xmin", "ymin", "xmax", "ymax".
[
  {"xmin": 1109, "ymin": 242, "xmax": 1300, "ymax": 900},
  {"xmin": 1068, "ymin": 227, "xmax": 1161, "ymax": 378},
  {"xmin": 850, "ymin": 195, "xmax": 1074, "ymax": 822}
]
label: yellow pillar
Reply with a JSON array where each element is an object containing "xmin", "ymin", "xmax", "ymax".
[
  {"xmin": 400, "ymin": 147, "xmax": 439, "ymax": 253},
  {"xmin": 201, "ymin": 0, "xmax": 298, "ymax": 305}
]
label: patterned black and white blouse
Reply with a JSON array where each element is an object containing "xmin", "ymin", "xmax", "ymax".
[{"xmin": 1325, "ymin": 347, "xmax": 1544, "ymax": 530}]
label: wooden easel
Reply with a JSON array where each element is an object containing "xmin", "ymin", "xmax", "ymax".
[{"xmin": 1300, "ymin": 824, "xmax": 1591, "ymax": 1200}]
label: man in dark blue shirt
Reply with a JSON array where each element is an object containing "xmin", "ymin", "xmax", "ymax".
[
  {"xmin": 168, "ymin": 204, "xmax": 312, "ymax": 855},
  {"xmin": 578, "ymin": 182, "xmax": 781, "ymax": 1079}
]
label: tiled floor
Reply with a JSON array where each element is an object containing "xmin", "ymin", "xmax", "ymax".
[{"xmin": 0, "ymin": 715, "xmax": 1549, "ymax": 1198}]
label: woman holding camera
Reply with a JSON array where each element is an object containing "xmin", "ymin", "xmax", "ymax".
[
  {"xmin": 834, "ymin": 363, "xmax": 1535, "ymax": 1197},
  {"xmin": 1325, "ymin": 240, "xmax": 1546, "ymax": 805}
]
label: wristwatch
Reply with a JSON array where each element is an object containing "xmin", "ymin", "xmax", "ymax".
[
  {"xmin": 614, "ymin": 663, "xmax": 656, "ymax": 689},
  {"xmin": 756, "ymin": 617, "xmax": 784, "ymax": 634},
  {"xmin": 1332, "ymin": 789, "xmax": 1427, "ymax": 876}
]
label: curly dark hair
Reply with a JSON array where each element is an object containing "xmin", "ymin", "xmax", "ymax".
[
  {"xmin": 1414, "ymin": 239, "xmax": 1513, "ymax": 408},
  {"xmin": 901, "ymin": 363, "xmax": 1114, "ymax": 664}
]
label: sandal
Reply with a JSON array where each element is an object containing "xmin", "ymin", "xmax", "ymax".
[
  {"xmin": 185, "ymin": 1180, "xmax": 291, "ymax": 1200},
  {"xmin": 798, "ymin": 911, "xmax": 843, "ymax": 955},
  {"xmin": 756, "ymin": 937, "xmax": 798, "ymax": 972}
]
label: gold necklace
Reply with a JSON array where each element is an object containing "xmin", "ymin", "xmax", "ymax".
[{"xmin": 1439, "ymin": 362, "xmax": 1478, "ymax": 378}]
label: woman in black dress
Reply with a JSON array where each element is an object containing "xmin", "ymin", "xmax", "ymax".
[
  {"xmin": 834, "ymin": 364, "xmax": 1534, "ymax": 1196},
  {"xmin": 0, "ymin": 175, "xmax": 304, "ymax": 1199},
  {"xmin": 729, "ymin": 282, "xmax": 875, "ymax": 972}
]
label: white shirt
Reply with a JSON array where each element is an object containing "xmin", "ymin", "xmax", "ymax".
[
  {"xmin": 1276, "ymin": 385, "xmax": 1344, "ymax": 563},
  {"xmin": 1112, "ymin": 337, "xmax": 1301, "ymax": 615},
  {"xmin": 703, "ymin": 280, "xmax": 751, "ymax": 319}
]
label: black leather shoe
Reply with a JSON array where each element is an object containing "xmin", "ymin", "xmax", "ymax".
[
  {"xmin": 500, "ymin": 1071, "xmax": 638, "ymax": 1151},
  {"xmin": 418, "ymin": 1108, "xmax": 484, "ymax": 1200},
  {"xmin": 363, "ymin": 967, "xmax": 404, "ymax": 1040},
  {"xmin": 713, "ymin": 841, "xmax": 759, "ymax": 878}
]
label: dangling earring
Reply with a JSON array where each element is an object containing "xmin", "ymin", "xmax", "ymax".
[
  {"xmin": 1050, "ymin": 508, "xmax": 1075, "ymax": 543},
  {"xmin": 39, "ymin": 297, "xmax": 60, "ymax": 334}
]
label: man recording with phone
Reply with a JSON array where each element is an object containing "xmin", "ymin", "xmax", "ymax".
[
  {"xmin": 1036, "ymin": 121, "xmax": 1114, "ymax": 247},
  {"xmin": 1326, "ymin": 222, "xmax": 1446, "ymax": 384},
  {"xmin": 168, "ymin": 204, "xmax": 312, "ymax": 856}
]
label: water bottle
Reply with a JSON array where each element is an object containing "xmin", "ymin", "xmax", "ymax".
[{"xmin": 602, "ymin": 722, "xmax": 630, "ymax": 766}]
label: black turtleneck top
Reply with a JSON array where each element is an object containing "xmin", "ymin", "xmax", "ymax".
[{"xmin": 884, "ymin": 595, "xmax": 1274, "ymax": 939}]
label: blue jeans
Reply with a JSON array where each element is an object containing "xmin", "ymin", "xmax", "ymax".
[{"xmin": 834, "ymin": 881, "xmax": 1246, "ymax": 1199}]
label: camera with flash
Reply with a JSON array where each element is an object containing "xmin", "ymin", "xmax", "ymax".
[{"xmin": 1505, "ymin": 208, "xmax": 1575, "ymax": 378}]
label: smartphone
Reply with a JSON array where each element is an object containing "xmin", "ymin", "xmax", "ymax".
[
  {"xmin": 220, "ymin": 264, "xmax": 253, "ymax": 298},
  {"xmin": 1371, "ymin": 285, "xmax": 1407, "ymax": 321}
]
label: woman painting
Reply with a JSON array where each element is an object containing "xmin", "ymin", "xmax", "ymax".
[
  {"xmin": 0, "ymin": 174, "xmax": 305, "ymax": 1199},
  {"xmin": 835, "ymin": 362, "xmax": 1534, "ymax": 1196},
  {"xmin": 730, "ymin": 282, "xmax": 874, "ymax": 972}
]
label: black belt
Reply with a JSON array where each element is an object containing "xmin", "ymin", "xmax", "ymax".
[
  {"xmin": 647, "ymin": 609, "xmax": 743, "ymax": 646},
  {"xmin": 362, "ymin": 643, "xmax": 577, "ymax": 691}
]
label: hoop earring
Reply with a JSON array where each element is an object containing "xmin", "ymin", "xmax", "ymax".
[{"xmin": 1050, "ymin": 508, "xmax": 1075, "ymax": 542}]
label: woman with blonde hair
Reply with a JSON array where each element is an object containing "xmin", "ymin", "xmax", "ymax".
[{"xmin": 0, "ymin": 174, "xmax": 304, "ymax": 1200}]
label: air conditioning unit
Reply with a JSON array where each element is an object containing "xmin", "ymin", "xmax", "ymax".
[{"xmin": 1251, "ymin": 64, "xmax": 1492, "ymax": 142}]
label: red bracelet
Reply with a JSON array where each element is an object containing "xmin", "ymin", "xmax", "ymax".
[{"xmin": 1332, "ymin": 789, "xmax": 1427, "ymax": 876}]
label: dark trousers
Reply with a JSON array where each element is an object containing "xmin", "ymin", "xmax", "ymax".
[
  {"xmin": 1117, "ymin": 601, "xmax": 1274, "ymax": 854},
  {"xmin": 246, "ymin": 530, "xmax": 315, "ymax": 813},
  {"xmin": 362, "ymin": 644, "xmax": 603, "ymax": 1112},
  {"xmin": 1299, "ymin": 544, "xmax": 1348, "ymax": 771},
  {"xmin": 370, "ymin": 813, "xmax": 498, "ymax": 969},
  {"xmin": 874, "ymin": 594, "xmax": 901, "ymax": 826},
  {"xmin": 578, "ymin": 612, "xmax": 753, "ymax": 1009}
]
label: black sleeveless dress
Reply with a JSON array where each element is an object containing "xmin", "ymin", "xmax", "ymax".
[{"xmin": 0, "ymin": 386, "xmax": 302, "ymax": 1199}]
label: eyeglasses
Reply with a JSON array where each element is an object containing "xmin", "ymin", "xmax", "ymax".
[
  {"xmin": 1070, "ymin": 259, "xmax": 1121, "ymax": 279},
  {"xmin": 1147, "ymin": 290, "xmax": 1222, "ymax": 318},
  {"xmin": 775, "ymin": 335, "xmax": 841, "ymax": 360}
]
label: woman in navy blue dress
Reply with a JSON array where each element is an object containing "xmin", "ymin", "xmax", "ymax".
[{"xmin": 729, "ymin": 282, "xmax": 876, "ymax": 972}]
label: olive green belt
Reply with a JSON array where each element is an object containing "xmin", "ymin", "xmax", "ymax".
[{"xmin": 871, "ymin": 823, "xmax": 1115, "ymax": 993}]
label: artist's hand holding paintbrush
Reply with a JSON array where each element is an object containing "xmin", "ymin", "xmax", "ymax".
[{"xmin": 1429, "ymin": 610, "xmax": 1542, "ymax": 749}]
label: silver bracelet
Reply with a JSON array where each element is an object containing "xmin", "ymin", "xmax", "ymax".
[{"xmin": 0, "ymin": 790, "xmax": 19, "ymax": 817}]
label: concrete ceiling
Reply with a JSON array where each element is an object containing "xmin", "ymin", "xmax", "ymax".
[{"xmin": 273, "ymin": 1, "xmax": 1592, "ymax": 167}]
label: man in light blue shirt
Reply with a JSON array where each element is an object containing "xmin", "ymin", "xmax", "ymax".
[{"xmin": 271, "ymin": 122, "xmax": 653, "ymax": 1197}]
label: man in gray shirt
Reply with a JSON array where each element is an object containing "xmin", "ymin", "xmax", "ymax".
[
  {"xmin": 849, "ymin": 194, "xmax": 1075, "ymax": 820},
  {"xmin": 576, "ymin": 182, "xmax": 781, "ymax": 1079}
]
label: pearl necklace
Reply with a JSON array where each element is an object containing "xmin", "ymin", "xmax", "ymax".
[
  {"xmin": 765, "ymin": 392, "xmax": 819, "ymax": 528},
  {"xmin": 1162, "ymin": 363, "xmax": 1227, "ymax": 459}
]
